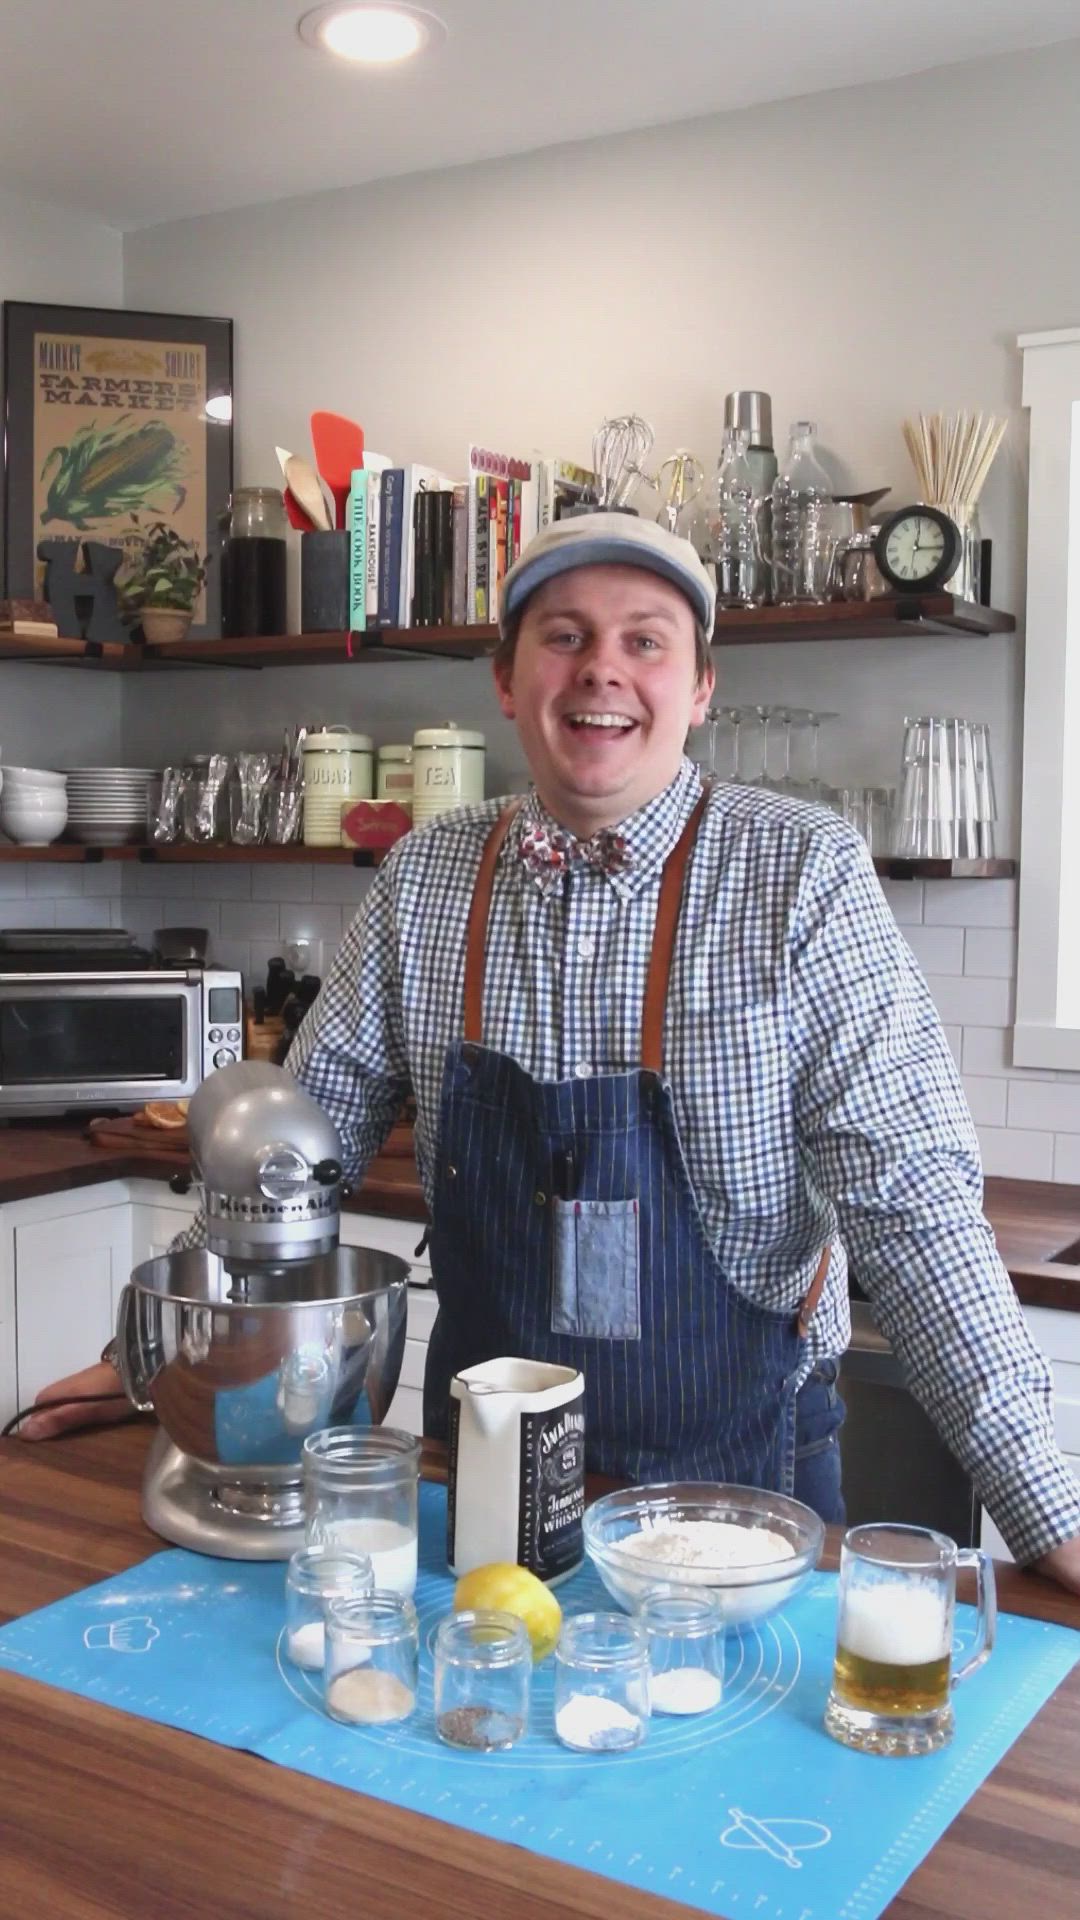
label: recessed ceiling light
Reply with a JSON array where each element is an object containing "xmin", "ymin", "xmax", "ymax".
[{"xmin": 298, "ymin": 4, "xmax": 445, "ymax": 65}]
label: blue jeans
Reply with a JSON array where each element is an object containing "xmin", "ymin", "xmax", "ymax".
[{"xmin": 792, "ymin": 1358, "xmax": 846, "ymax": 1524}]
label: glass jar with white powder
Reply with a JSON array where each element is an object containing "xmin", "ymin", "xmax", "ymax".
[
  {"xmin": 302, "ymin": 1426, "xmax": 421, "ymax": 1597},
  {"xmin": 284, "ymin": 1543, "xmax": 374, "ymax": 1671},
  {"xmin": 554, "ymin": 1612, "xmax": 650, "ymax": 1752},
  {"xmin": 638, "ymin": 1590, "xmax": 725, "ymax": 1715}
]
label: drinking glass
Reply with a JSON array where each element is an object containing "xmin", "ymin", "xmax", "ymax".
[
  {"xmin": 824, "ymin": 1522, "xmax": 996, "ymax": 1756},
  {"xmin": 786, "ymin": 709, "xmax": 838, "ymax": 805},
  {"xmin": 892, "ymin": 717, "xmax": 955, "ymax": 858},
  {"xmin": 972, "ymin": 722, "xmax": 998, "ymax": 857},
  {"xmin": 948, "ymin": 719, "xmax": 979, "ymax": 859}
]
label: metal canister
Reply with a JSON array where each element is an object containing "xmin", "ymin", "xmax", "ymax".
[
  {"xmin": 376, "ymin": 744, "xmax": 414, "ymax": 809},
  {"xmin": 411, "ymin": 723, "xmax": 485, "ymax": 825},
  {"xmin": 302, "ymin": 728, "xmax": 374, "ymax": 847}
]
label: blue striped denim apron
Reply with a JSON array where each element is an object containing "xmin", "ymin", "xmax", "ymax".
[{"xmin": 425, "ymin": 785, "xmax": 838, "ymax": 1508}]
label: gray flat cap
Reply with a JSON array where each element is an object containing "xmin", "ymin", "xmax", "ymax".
[{"xmin": 499, "ymin": 511, "xmax": 716, "ymax": 633}]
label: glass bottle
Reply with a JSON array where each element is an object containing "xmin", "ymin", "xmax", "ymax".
[
  {"xmin": 770, "ymin": 422, "xmax": 833, "ymax": 606},
  {"xmin": 709, "ymin": 429, "xmax": 767, "ymax": 610},
  {"xmin": 222, "ymin": 486, "xmax": 288, "ymax": 638}
]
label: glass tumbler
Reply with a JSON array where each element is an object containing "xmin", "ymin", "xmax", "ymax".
[
  {"xmin": 324, "ymin": 1591, "xmax": 419, "ymax": 1726},
  {"xmin": 554, "ymin": 1612, "xmax": 650, "ymax": 1752},
  {"xmin": 824, "ymin": 1523, "xmax": 996, "ymax": 1756},
  {"xmin": 892, "ymin": 717, "xmax": 955, "ymax": 858},
  {"xmin": 302, "ymin": 1426, "xmax": 421, "ymax": 1596},
  {"xmin": 638, "ymin": 1591, "xmax": 725, "ymax": 1716},
  {"xmin": 284, "ymin": 1544, "xmax": 373, "ymax": 1670},
  {"xmin": 435, "ymin": 1609, "xmax": 532, "ymax": 1751}
]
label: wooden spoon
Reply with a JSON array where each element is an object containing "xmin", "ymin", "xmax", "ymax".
[
  {"xmin": 284, "ymin": 453, "xmax": 332, "ymax": 533},
  {"xmin": 311, "ymin": 411, "xmax": 365, "ymax": 530}
]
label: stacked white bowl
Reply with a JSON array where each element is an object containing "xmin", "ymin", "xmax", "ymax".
[
  {"xmin": 0, "ymin": 765, "xmax": 68, "ymax": 846},
  {"xmin": 64, "ymin": 767, "xmax": 158, "ymax": 846}
]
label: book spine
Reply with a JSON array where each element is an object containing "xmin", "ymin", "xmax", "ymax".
[
  {"xmin": 348, "ymin": 468, "xmax": 367, "ymax": 631},
  {"xmin": 378, "ymin": 469, "xmax": 405, "ymax": 630},
  {"xmin": 451, "ymin": 482, "xmax": 468, "ymax": 626},
  {"xmin": 487, "ymin": 483, "xmax": 500, "ymax": 622},
  {"xmin": 537, "ymin": 458, "xmax": 556, "ymax": 532},
  {"xmin": 518, "ymin": 474, "xmax": 538, "ymax": 550},
  {"xmin": 365, "ymin": 471, "xmax": 381, "ymax": 622},
  {"xmin": 398, "ymin": 469, "xmax": 417, "ymax": 627},
  {"xmin": 438, "ymin": 491, "xmax": 455, "ymax": 626},
  {"xmin": 465, "ymin": 477, "xmax": 478, "ymax": 622},
  {"xmin": 509, "ymin": 476, "xmax": 522, "ymax": 566},
  {"xmin": 494, "ymin": 480, "xmax": 510, "ymax": 602},
  {"xmin": 473, "ymin": 475, "xmax": 490, "ymax": 622},
  {"xmin": 412, "ymin": 489, "xmax": 435, "ymax": 626}
]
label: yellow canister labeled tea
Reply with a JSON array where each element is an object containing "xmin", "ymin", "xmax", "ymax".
[
  {"xmin": 302, "ymin": 728, "xmax": 373, "ymax": 848},
  {"xmin": 412, "ymin": 722, "xmax": 485, "ymax": 825}
]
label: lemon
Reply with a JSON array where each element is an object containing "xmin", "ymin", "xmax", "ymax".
[{"xmin": 453, "ymin": 1562, "xmax": 562, "ymax": 1663}]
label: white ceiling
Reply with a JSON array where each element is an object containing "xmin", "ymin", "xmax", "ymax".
[{"xmin": 5, "ymin": 0, "xmax": 1080, "ymax": 229}]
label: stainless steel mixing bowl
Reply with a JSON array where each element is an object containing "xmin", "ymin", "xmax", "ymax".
[{"xmin": 117, "ymin": 1246, "xmax": 409, "ymax": 1470}]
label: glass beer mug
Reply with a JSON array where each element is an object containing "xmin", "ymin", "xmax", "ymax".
[{"xmin": 824, "ymin": 1523, "xmax": 996, "ymax": 1756}]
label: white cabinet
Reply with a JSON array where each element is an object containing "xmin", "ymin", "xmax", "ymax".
[
  {"xmin": 127, "ymin": 1181, "xmax": 199, "ymax": 1268},
  {"xmin": 980, "ymin": 1303, "xmax": 1080, "ymax": 1560},
  {"xmin": 8, "ymin": 1184, "xmax": 132, "ymax": 1415}
]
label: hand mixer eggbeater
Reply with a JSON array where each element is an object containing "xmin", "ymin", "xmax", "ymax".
[{"xmin": 115, "ymin": 1060, "xmax": 409, "ymax": 1559}]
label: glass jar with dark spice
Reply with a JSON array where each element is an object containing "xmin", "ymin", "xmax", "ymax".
[
  {"xmin": 434, "ymin": 1610, "xmax": 531, "ymax": 1750},
  {"xmin": 221, "ymin": 487, "xmax": 287, "ymax": 638}
]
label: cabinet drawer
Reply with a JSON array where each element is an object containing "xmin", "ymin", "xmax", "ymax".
[{"xmin": 1026, "ymin": 1306, "xmax": 1080, "ymax": 1365}]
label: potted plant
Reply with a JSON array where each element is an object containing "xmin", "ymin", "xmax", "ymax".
[{"xmin": 123, "ymin": 521, "xmax": 207, "ymax": 643}]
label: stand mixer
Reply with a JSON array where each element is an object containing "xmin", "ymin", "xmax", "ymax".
[{"xmin": 116, "ymin": 1060, "xmax": 409, "ymax": 1559}]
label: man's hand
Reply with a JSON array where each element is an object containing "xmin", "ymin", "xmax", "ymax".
[
  {"xmin": 16, "ymin": 1360, "xmax": 136, "ymax": 1441},
  {"xmin": 1032, "ymin": 1534, "xmax": 1080, "ymax": 1595}
]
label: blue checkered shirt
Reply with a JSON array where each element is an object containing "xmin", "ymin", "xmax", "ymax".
[{"xmin": 187, "ymin": 758, "xmax": 1080, "ymax": 1562}]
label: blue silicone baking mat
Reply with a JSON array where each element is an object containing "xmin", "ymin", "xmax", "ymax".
[{"xmin": 1, "ymin": 1481, "xmax": 1076, "ymax": 1920}]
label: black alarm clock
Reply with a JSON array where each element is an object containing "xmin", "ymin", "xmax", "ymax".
[{"xmin": 872, "ymin": 505, "xmax": 962, "ymax": 593}]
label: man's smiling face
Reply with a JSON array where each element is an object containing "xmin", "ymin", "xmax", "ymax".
[{"xmin": 494, "ymin": 564, "xmax": 713, "ymax": 835}]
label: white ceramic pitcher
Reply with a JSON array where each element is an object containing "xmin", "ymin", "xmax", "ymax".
[{"xmin": 446, "ymin": 1357, "xmax": 586, "ymax": 1584}]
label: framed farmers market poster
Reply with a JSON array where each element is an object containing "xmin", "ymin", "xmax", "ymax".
[{"xmin": 2, "ymin": 301, "xmax": 233, "ymax": 638}]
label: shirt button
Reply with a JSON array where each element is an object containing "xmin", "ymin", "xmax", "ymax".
[
  {"xmin": 577, "ymin": 935, "xmax": 595, "ymax": 959},
  {"xmin": 574, "ymin": 1062, "xmax": 591, "ymax": 1079}
]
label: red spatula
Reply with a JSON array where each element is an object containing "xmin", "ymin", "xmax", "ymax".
[{"xmin": 311, "ymin": 411, "xmax": 365, "ymax": 530}]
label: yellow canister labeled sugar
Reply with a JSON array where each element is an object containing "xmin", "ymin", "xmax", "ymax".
[
  {"xmin": 302, "ymin": 728, "xmax": 373, "ymax": 848},
  {"xmin": 412, "ymin": 722, "xmax": 485, "ymax": 825}
]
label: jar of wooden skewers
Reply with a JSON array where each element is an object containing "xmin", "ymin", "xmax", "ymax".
[{"xmin": 902, "ymin": 410, "xmax": 1007, "ymax": 604}]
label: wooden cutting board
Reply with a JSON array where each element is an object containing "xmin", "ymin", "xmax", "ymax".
[{"xmin": 87, "ymin": 1115, "xmax": 190, "ymax": 1160}]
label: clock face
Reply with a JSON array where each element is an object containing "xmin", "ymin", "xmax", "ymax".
[{"xmin": 883, "ymin": 512, "xmax": 947, "ymax": 582}]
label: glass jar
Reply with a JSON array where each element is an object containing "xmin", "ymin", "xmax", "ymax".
[
  {"xmin": 302, "ymin": 1426, "xmax": 420, "ymax": 1596},
  {"xmin": 222, "ymin": 486, "xmax": 288, "ymax": 638},
  {"xmin": 770, "ymin": 422, "xmax": 834, "ymax": 606},
  {"xmin": 554, "ymin": 1612, "xmax": 650, "ymax": 1752},
  {"xmin": 284, "ymin": 1544, "xmax": 374, "ymax": 1670},
  {"xmin": 376, "ymin": 743, "xmax": 414, "ymax": 808},
  {"xmin": 325, "ymin": 1591, "xmax": 419, "ymax": 1726},
  {"xmin": 302, "ymin": 727, "xmax": 374, "ymax": 847},
  {"xmin": 638, "ymin": 1591, "xmax": 725, "ymax": 1716},
  {"xmin": 707, "ymin": 428, "xmax": 768, "ymax": 610},
  {"xmin": 434, "ymin": 1609, "xmax": 532, "ymax": 1751},
  {"xmin": 411, "ymin": 722, "xmax": 485, "ymax": 825}
]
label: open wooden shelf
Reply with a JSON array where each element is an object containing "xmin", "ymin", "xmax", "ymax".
[
  {"xmin": 872, "ymin": 857, "xmax": 1016, "ymax": 880},
  {"xmin": 0, "ymin": 843, "xmax": 1016, "ymax": 879},
  {"xmin": 0, "ymin": 595, "xmax": 1016, "ymax": 671}
]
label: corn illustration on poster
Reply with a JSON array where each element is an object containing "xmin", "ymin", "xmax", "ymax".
[{"xmin": 32, "ymin": 331, "xmax": 209, "ymax": 614}]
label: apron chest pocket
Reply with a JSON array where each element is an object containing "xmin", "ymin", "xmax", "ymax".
[{"xmin": 550, "ymin": 1197, "xmax": 641, "ymax": 1340}]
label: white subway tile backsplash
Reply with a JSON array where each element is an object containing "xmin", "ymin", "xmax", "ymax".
[
  {"xmin": 25, "ymin": 864, "xmax": 83, "ymax": 898},
  {"xmin": 0, "ymin": 899, "xmax": 56, "ymax": 927},
  {"xmin": 53, "ymin": 898, "xmax": 120, "ymax": 930},
  {"xmin": 191, "ymin": 864, "xmax": 252, "ymax": 900},
  {"xmin": 1052, "ymin": 1135, "xmax": 1080, "ymax": 1183},
  {"xmin": 311, "ymin": 866, "xmax": 377, "ymax": 906},
  {"xmin": 923, "ymin": 880, "xmax": 1018, "ymax": 928},
  {"xmin": 963, "ymin": 928, "xmax": 1017, "ymax": 978},
  {"xmin": 976, "ymin": 1126, "xmax": 1054, "ymax": 1179},
  {"xmin": 0, "ymin": 865, "xmax": 27, "ymax": 898},
  {"xmin": 1008, "ymin": 1079, "xmax": 1080, "ymax": 1135},
  {"xmin": 279, "ymin": 904, "xmax": 344, "ymax": 947},
  {"xmin": 961, "ymin": 1075, "xmax": 1008, "ymax": 1127},
  {"xmin": 879, "ymin": 880, "xmax": 924, "ymax": 926},
  {"xmin": 80, "ymin": 861, "xmax": 123, "ymax": 896},
  {"xmin": 220, "ymin": 900, "xmax": 279, "ymax": 939},
  {"xmin": 212, "ymin": 938, "xmax": 250, "ymax": 978},
  {"xmin": 134, "ymin": 864, "xmax": 195, "ymax": 898},
  {"xmin": 905, "ymin": 926, "xmax": 965, "ymax": 975},
  {"xmin": 251, "ymin": 863, "xmax": 313, "ymax": 903},
  {"xmin": 925, "ymin": 974, "xmax": 1014, "ymax": 1027},
  {"xmin": 942, "ymin": 1024, "xmax": 962, "ymax": 1067},
  {"xmin": 961, "ymin": 1026, "xmax": 1056, "ymax": 1080}
]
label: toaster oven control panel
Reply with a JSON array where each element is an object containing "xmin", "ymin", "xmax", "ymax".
[{"xmin": 203, "ymin": 975, "xmax": 244, "ymax": 1079}]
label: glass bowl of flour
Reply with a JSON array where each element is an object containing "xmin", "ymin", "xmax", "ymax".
[{"xmin": 583, "ymin": 1483, "xmax": 825, "ymax": 1627}]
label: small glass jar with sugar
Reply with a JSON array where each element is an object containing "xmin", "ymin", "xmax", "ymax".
[
  {"xmin": 554, "ymin": 1612, "xmax": 650, "ymax": 1752},
  {"xmin": 285, "ymin": 1544, "xmax": 374, "ymax": 1671},
  {"xmin": 325, "ymin": 1591, "xmax": 419, "ymax": 1726}
]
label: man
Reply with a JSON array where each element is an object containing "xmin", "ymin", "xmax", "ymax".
[{"xmin": 23, "ymin": 513, "xmax": 1080, "ymax": 1593}]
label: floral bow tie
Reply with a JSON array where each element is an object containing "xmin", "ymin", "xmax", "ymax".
[{"xmin": 519, "ymin": 819, "xmax": 633, "ymax": 884}]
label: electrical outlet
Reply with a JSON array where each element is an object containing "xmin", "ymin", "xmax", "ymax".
[{"xmin": 284, "ymin": 938, "xmax": 311, "ymax": 973}]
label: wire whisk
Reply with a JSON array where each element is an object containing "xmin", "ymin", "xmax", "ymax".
[
  {"xmin": 650, "ymin": 449, "xmax": 705, "ymax": 533},
  {"xmin": 591, "ymin": 414, "xmax": 654, "ymax": 510}
]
